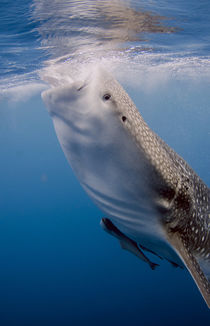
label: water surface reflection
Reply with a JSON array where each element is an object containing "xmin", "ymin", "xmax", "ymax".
[{"xmin": 32, "ymin": 0, "xmax": 176, "ymax": 59}]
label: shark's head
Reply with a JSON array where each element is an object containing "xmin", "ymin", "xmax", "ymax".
[
  {"xmin": 42, "ymin": 67, "xmax": 160, "ymax": 238},
  {"xmin": 41, "ymin": 67, "xmax": 147, "ymax": 182},
  {"xmin": 42, "ymin": 67, "xmax": 137, "ymax": 132}
]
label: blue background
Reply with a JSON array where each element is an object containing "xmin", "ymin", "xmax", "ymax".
[{"xmin": 0, "ymin": 1, "xmax": 210, "ymax": 325}]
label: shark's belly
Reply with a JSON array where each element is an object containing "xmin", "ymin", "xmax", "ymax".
[
  {"xmin": 55, "ymin": 115, "xmax": 166, "ymax": 243},
  {"xmin": 82, "ymin": 181, "xmax": 162, "ymax": 239},
  {"xmin": 82, "ymin": 177, "xmax": 182, "ymax": 265}
]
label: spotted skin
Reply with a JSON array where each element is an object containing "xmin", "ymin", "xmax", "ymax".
[{"xmin": 42, "ymin": 68, "xmax": 210, "ymax": 308}]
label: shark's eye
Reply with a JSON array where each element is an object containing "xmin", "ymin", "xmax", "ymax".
[{"xmin": 103, "ymin": 94, "xmax": 111, "ymax": 101}]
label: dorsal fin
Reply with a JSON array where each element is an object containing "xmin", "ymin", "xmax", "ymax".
[{"xmin": 167, "ymin": 232, "xmax": 210, "ymax": 308}]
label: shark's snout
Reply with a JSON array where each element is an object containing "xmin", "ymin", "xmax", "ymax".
[{"xmin": 42, "ymin": 80, "xmax": 87, "ymax": 116}]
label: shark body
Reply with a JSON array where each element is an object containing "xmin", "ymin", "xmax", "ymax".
[{"xmin": 42, "ymin": 67, "xmax": 210, "ymax": 307}]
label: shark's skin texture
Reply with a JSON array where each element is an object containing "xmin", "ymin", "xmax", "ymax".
[{"xmin": 42, "ymin": 68, "xmax": 210, "ymax": 307}]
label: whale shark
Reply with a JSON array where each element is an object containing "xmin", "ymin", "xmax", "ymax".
[{"xmin": 42, "ymin": 67, "xmax": 210, "ymax": 307}]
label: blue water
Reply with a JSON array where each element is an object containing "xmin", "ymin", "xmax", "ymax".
[{"xmin": 0, "ymin": 1, "xmax": 210, "ymax": 325}]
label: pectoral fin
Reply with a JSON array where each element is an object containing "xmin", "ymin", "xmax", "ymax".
[
  {"xmin": 101, "ymin": 218, "xmax": 159, "ymax": 270},
  {"xmin": 167, "ymin": 232, "xmax": 210, "ymax": 308}
]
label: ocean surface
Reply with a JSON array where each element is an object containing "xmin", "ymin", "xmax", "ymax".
[{"xmin": 0, "ymin": 0, "xmax": 210, "ymax": 325}]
